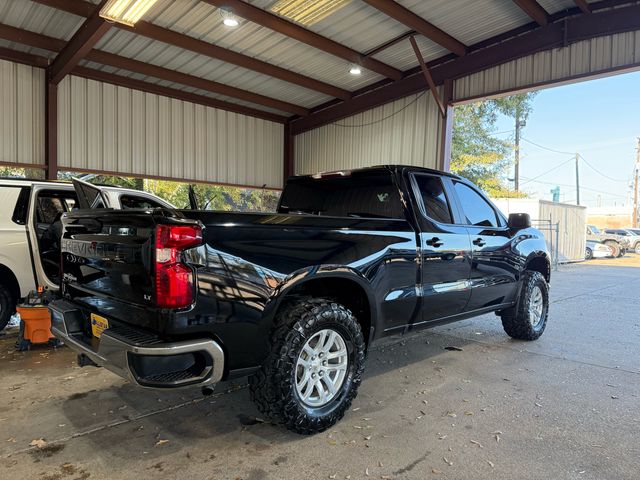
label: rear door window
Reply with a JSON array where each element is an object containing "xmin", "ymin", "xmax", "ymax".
[
  {"xmin": 453, "ymin": 182, "xmax": 499, "ymax": 228},
  {"xmin": 412, "ymin": 174, "xmax": 453, "ymax": 224}
]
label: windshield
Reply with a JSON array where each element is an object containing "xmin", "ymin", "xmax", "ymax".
[{"xmin": 279, "ymin": 171, "xmax": 403, "ymax": 219}]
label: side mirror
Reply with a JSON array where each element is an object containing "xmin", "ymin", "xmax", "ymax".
[{"xmin": 508, "ymin": 213, "xmax": 531, "ymax": 230}]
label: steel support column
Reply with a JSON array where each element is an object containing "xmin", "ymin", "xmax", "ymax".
[
  {"xmin": 45, "ymin": 82, "xmax": 57, "ymax": 180},
  {"xmin": 283, "ymin": 122, "xmax": 295, "ymax": 184},
  {"xmin": 438, "ymin": 79, "xmax": 454, "ymax": 172}
]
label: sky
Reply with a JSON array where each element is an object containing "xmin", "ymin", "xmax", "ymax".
[{"xmin": 491, "ymin": 70, "xmax": 640, "ymax": 208}]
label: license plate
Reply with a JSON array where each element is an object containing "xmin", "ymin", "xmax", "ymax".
[{"xmin": 90, "ymin": 313, "xmax": 109, "ymax": 338}]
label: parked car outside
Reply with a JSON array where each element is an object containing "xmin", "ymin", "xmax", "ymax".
[
  {"xmin": 51, "ymin": 165, "xmax": 551, "ymax": 434},
  {"xmin": 585, "ymin": 240, "xmax": 613, "ymax": 260},
  {"xmin": 0, "ymin": 178, "xmax": 174, "ymax": 331},
  {"xmin": 586, "ymin": 225, "xmax": 628, "ymax": 257},
  {"xmin": 604, "ymin": 228, "xmax": 640, "ymax": 254}
]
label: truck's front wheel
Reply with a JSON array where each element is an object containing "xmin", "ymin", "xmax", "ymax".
[
  {"xmin": 500, "ymin": 271, "xmax": 549, "ymax": 341},
  {"xmin": 249, "ymin": 297, "xmax": 365, "ymax": 434}
]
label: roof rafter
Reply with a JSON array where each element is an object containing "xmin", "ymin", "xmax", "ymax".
[
  {"xmin": 47, "ymin": 0, "xmax": 110, "ymax": 84},
  {"xmin": 291, "ymin": 2, "xmax": 640, "ymax": 133},
  {"xmin": 512, "ymin": 0, "xmax": 550, "ymax": 26},
  {"xmin": 34, "ymin": 0, "xmax": 351, "ymax": 100},
  {"xmin": 0, "ymin": 46, "xmax": 49, "ymax": 68},
  {"xmin": 0, "ymin": 23, "xmax": 308, "ymax": 116},
  {"xmin": 574, "ymin": 0, "xmax": 592, "ymax": 13},
  {"xmin": 202, "ymin": 0, "xmax": 403, "ymax": 80},
  {"xmin": 362, "ymin": 0, "xmax": 467, "ymax": 56}
]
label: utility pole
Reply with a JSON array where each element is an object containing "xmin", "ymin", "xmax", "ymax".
[
  {"xmin": 575, "ymin": 153, "xmax": 580, "ymax": 206},
  {"xmin": 634, "ymin": 138, "xmax": 639, "ymax": 228},
  {"xmin": 514, "ymin": 114, "xmax": 521, "ymax": 191}
]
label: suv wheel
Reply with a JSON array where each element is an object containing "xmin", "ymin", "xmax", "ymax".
[
  {"xmin": 249, "ymin": 297, "xmax": 365, "ymax": 434},
  {"xmin": 0, "ymin": 284, "xmax": 16, "ymax": 332},
  {"xmin": 500, "ymin": 271, "xmax": 549, "ymax": 341},
  {"xmin": 603, "ymin": 240, "xmax": 620, "ymax": 258}
]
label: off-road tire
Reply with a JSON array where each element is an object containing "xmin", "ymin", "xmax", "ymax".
[
  {"xmin": 248, "ymin": 297, "xmax": 366, "ymax": 434},
  {"xmin": 0, "ymin": 284, "xmax": 16, "ymax": 332},
  {"xmin": 500, "ymin": 271, "xmax": 549, "ymax": 341},
  {"xmin": 604, "ymin": 240, "xmax": 620, "ymax": 258}
]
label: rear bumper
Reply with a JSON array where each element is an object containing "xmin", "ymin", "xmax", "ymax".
[{"xmin": 49, "ymin": 300, "xmax": 224, "ymax": 389}]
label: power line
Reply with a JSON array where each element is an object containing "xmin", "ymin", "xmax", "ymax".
[
  {"xmin": 521, "ymin": 137, "xmax": 575, "ymax": 155},
  {"xmin": 519, "ymin": 156, "xmax": 574, "ymax": 187},
  {"xmin": 577, "ymin": 154, "xmax": 628, "ymax": 182},
  {"xmin": 519, "ymin": 177, "xmax": 628, "ymax": 199}
]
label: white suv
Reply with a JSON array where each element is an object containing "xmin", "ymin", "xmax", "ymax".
[{"xmin": 0, "ymin": 178, "xmax": 174, "ymax": 330}]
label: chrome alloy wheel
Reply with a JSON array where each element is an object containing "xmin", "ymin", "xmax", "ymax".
[
  {"xmin": 529, "ymin": 285, "xmax": 544, "ymax": 328},
  {"xmin": 295, "ymin": 329, "xmax": 348, "ymax": 407}
]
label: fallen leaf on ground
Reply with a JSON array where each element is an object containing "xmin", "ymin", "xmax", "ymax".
[
  {"xmin": 487, "ymin": 460, "xmax": 495, "ymax": 468},
  {"xmin": 444, "ymin": 346, "xmax": 463, "ymax": 351},
  {"xmin": 470, "ymin": 440, "xmax": 484, "ymax": 448},
  {"xmin": 432, "ymin": 468, "xmax": 442, "ymax": 474},
  {"xmin": 443, "ymin": 457, "xmax": 453, "ymax": 466},
  {"xmin": 155, "ymin": 439, "xmax": 169, "ymax": 447},
  {"xmin": 29, "ymin": 438, "xmax": 47, "ymax": 448}
]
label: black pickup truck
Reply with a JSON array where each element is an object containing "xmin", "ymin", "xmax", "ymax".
[{"xmin": 50, "ymin": 166, "xmax": 550, "ymax": 434}]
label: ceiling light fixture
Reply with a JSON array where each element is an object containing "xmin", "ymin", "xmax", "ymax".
[
  {"xmin": 270, "ymin": 0, "xmax": 351, "ymax": 26},
  {"xmin": 99, "ymin": 0, "xmax": 159, "ymax": 27},
  {"xmin": 349, "ymin": 65, "xmax": 362, "ymax": 75},
  {"xmin": 220, "ymin": 8, "xmax": 240, "ymax": 27}
]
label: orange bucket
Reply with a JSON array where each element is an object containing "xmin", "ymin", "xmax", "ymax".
[{"xmin": 16, "ymin": 306, "xmax": 54, "ymax": 344}]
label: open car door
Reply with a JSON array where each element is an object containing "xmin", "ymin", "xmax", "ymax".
[{"xmin": 72, "ymin": 178, "xmax": 110, "ymax": 209}]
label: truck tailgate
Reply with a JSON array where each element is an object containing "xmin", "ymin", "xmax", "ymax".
[{"xmin": 61, "ymin": 210, "xmax": 158, "ymax": 307}]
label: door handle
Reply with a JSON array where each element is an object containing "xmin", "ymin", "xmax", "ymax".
[
  {"xmin": 426, "ymin": 237, "xmax": 444, "ymax": 247},
  {"xmin": 472, "ymin": 237, "xmax": 486, "ymax": 247}
]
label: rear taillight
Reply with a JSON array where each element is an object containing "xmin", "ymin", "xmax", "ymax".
[{"xmin": 155, "ymin": 224, "xmax": 202, "ymax": 308}]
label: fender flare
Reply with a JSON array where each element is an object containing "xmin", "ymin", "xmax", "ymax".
[
  {"xmin": 523, "ymin": 251, "xmax": 551, "ymax": 282},
  {"xmin": 261, "ymin": 265, "xmax": 380, "ymax": 343}
]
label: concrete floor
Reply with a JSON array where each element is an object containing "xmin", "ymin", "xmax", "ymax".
[{"xmin": 1, "ymin": 256, "xmax": 639, "ymax": 480}]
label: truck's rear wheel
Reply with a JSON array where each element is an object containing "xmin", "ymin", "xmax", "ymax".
[
  {"xmin": 249, "ymin": 297, "xmax": 365, "ymax": 434},
  {"xmin": 500, "ymin": 271, "xmax": 549, "ymax": 341},
  {"xmin": 0, "ymin": 284, "xmax": 16, "ymax": 332}
]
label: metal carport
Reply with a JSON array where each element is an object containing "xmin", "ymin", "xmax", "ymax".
[{"xmin": 0, "ymin": 0, "xmax": 639, "ymax": 189}]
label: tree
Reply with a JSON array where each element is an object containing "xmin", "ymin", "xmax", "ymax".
[{"xmin": 450, "ymin": 93, "xmax": 537, "ymax": 198}]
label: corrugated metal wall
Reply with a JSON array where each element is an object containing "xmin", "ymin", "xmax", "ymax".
[
  {"xmin": 295, "ymin": 91, "xmax": 442, "ymax": 174},
  {"xmin": 57, "ymin": 76, "xmax": 285, "ymax": 188},
  {"xmin": 0, "ymin": 59, "xmax": 45, "ymax": 166},
  {"xmin": 539, "ymin": 200, "xmax": 586, "ymax": 262},
  {"xmin": 454, "ymin": 31, "xmax": 640, "ymax": 101},
  {"xmin": 494, "ymin": 198, "xmax": 586, "ymax": 262}
]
